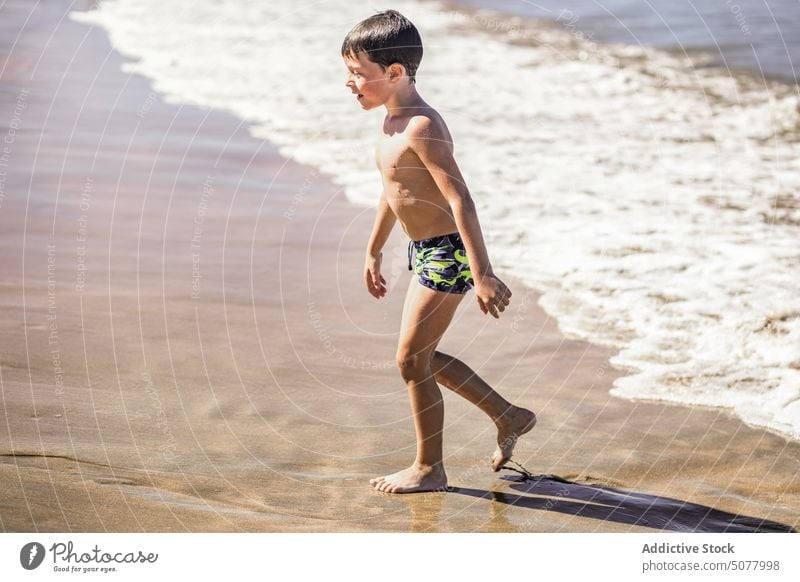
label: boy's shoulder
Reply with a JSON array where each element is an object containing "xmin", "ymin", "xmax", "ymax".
[{"xmin": 404, "ymin": 109, "xmax": 452, "ymax": 147}]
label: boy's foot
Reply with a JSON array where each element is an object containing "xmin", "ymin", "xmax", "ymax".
[
  {"xmin": 370, "ymin": 463, "xmax": 448, "ymax": 494},
  {"xmin": 492, "ymin": 407, "xmax": 537, "ymax": 472}
]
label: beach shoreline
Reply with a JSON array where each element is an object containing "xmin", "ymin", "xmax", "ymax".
[{"xmin": 0, "ymin": 0, "xmax": 798, "ymax": 532}]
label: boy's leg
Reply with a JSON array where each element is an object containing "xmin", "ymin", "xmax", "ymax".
[
  {"xmin": 370, "ymin": 277, "xmax": 464, "ymax": 494},
  {"xmin": 430, "ymin": 351, "xmax": 536, "ymax": 471}
]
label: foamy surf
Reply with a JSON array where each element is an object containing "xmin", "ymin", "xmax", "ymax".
[{"xmin": 71, "ymin": 0, "xmax": 800, "ymax": 440}]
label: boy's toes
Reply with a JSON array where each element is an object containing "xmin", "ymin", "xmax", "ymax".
[{"xmin": 491, "ymin": 450, "xmax": 510, "ymax": 472}]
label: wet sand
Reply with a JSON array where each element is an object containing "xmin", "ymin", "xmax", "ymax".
[{"xmin": 0, "ymin": 0, "xmax": 798, "ymax": 533}]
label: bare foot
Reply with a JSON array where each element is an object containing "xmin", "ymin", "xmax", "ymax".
[
  {"xmin": 369, "ymin": 463, "xmax": 448, "ymax": 494},
  {"xmin": 492, "ymin": 407, "xmax": 537, "ymax": 471}
]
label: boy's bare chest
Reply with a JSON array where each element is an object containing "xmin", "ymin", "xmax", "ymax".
[{"xmin": 376, "ymin": 135, "xmax": 426, "ymax": 180}]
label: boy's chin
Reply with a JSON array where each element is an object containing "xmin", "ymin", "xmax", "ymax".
[{"xmin": 356, "ymin": 96, "xmax": 379, "ymax": 110}]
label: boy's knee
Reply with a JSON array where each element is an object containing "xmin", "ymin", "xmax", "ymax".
[{"xmin": 396, "ymin": 350, "xmax": 431, "ymax": 380}]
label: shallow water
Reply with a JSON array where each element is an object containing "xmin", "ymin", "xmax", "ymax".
[{"xmin": 450, "ymin": 0, "xmax": 800, "ymax": 83}]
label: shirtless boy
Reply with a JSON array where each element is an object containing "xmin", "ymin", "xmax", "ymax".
[{"xmin": 342, "ymin": 9, "xmax": 536, "ymax": 494}]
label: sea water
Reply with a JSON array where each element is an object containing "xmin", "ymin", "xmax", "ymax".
[{"xmin": 72, "ymin": 0, "xmax": 800, "ymax": 440}]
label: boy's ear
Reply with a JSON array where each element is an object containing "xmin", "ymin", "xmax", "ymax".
[{"xmin": 386, "ymin": 62, "xmax": 406, "ymax": 82}]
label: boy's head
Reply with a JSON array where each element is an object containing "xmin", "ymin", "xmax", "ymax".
[{"xmin": 342, "ymin": 10, "xmax": 423, "ymax": 109}]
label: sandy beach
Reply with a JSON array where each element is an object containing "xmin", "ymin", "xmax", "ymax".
[{"xmin": 0, "ymin": 0, "xmax": 798, "ymax": 533}]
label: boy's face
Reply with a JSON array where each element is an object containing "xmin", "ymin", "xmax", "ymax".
[{"xmin": 343, "ymin": 51, "xmax": 394, "ymax": 110}]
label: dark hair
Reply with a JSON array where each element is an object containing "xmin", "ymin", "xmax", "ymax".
[{"xmin": 341, "ymin": 10, "xmax": 423, "ymax": 84}]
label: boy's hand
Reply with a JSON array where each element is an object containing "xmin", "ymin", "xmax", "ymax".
[
  {"xmin": 364, "ymin": 252, "xmax": 387, "ymax": 299},
  {"xmin": 475, "ymin": 275, "xmax": 512, "ymax": 319}
]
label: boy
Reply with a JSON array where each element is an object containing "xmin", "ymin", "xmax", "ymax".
[{"xmin": 342, "ymin": 9, "xmax": 536, "ymax": 494}]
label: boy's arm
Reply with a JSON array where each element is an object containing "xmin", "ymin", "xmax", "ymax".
[
  {"xmin": 364, "ymin": 189, "xmax": 396, "ymax": 299},
  {"xmin": 366, "ymin": 189, "xmax": 397, "ymax": 257},
  {"xmin": 408, "ymin": 117, "xmax": 511, "ymax": 316}
]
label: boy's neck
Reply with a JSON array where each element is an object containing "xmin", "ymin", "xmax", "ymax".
[{"xmin": 384, "ymin": 82, "xmax": 425, "ymax": 118}]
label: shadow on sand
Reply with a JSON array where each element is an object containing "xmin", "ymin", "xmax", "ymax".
[{"xmin": 451, "ymin": 473, "xmax": 795, "ymax": 532}]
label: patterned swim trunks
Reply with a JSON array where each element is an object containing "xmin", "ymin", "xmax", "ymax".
[{"xmin": 407, "ymin": 231, "xmax": 474, "ymax": 294}]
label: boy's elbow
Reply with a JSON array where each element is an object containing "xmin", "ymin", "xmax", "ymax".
[{"xmin": 448, "ymin": 191, "xmax": 475, "ymax": 211}]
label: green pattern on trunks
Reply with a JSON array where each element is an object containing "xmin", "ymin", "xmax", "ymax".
[{"xmin": 408, "ymin": 232, "xmax": 474, "ymax": 294}]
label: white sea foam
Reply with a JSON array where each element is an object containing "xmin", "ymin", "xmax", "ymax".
[{"xmin": 72, "ymin": 0, "xmax": 800, "ymax": 439}]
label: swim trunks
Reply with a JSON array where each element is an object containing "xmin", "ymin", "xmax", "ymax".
[{"xmin": 407, "ymin": 231, "xmax": 474, "ymax": 294}]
